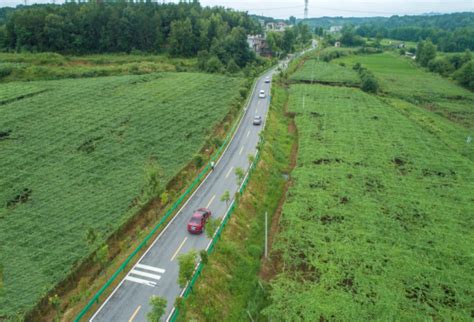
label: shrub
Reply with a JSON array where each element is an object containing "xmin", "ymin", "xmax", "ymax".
[
  {"xmin": 0, "ymin": 65, "xmax": 13, "ymax": 78},
  {"xmin": 454, "ymin": 61, "xmax": 474, "ymax": 90},
  {"xmin": 226, "ymin": 59, "xmax": 240, "ymax": 74},
  {"xmin": 428, "ymin": 57, "xmax": 455, "ymax": 76},
  {"xmin": 178, "ymin": 250, "xmax": 197, "ymax": 287},
  {"xmin": 360, "ymin": 70, "xmax": 379, "ymax": 93},
  {"xmin": 193, "ymin": 154, "xmax": 204, "ymax": 168},
  {"xmin": 206, "ymin": 56, "xmax": 224, "ymax": 73},
  {"xmin": 147, "ymin": 296, "xmax": 167, "ymax": 322}
]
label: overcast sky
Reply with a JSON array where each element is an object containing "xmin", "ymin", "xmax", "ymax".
[{"xmin": 1, "ymin": 0, "xmax": 473, "ymax": 18}]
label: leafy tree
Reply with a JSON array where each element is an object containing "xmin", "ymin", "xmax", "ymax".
[
  {"xmin": 147, "ymin": 296, "xmax": 167, "ymax": 322},
  {"xmin": 454, "ymin": 61, "xmax": 474, "ymax": 90},
  {"xmin": 416, "ymin": 39, "xmax": 437, "ymax": 67},
  {"xmin": 235, "ymin": 167, "xmax": 245, "ymax": 185},
  {"xmin": 220, "ymin": 190, "xmax": 230, "ymax": 206},
  {"xmin": 168, "ymin": 18, "xmax": 196, "ymax": 57},
  {"xmin": 282, "ymin": 29, "xmax": 296, "ymax": 54},
  {"xmin": 177, "ymin": 250, "xmax": 197, "ymax": 287}
]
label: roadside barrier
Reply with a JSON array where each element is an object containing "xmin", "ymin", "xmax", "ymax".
[{"xmin": 75, "ymin": 66, "xmax": 270, "ymax": 322}]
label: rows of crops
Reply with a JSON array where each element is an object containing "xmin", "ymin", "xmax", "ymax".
[
  {"xmin": 0, "ymin": 81, "xmax": 49, "ymax": 104},
  {"xmin": 291, "ymin": 59, "xmax": 360, "ymax": 86},
  {"xmin": 0, "ymin": 72, "xmax": 243, "ymax": 318},
  {"xmin": 265, "ymin": 83, "xmax": 473, "ymax": 320},
  {"xmin": 333, "ymin": 52, "xmax": 474, "ymax": 128}
]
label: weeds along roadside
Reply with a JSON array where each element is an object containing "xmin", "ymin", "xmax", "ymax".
[
  {"xmin": 28, "ymin": 74, "xmax": 254, "ymax": 322},
  {"xmin": 177, "ymin": 74, "xmax": 297, "ymax": 321}
]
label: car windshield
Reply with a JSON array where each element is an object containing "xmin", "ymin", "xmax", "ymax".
[{"xmin": 190, "ymin": 216, "xmax": 201, "ymax": 224}]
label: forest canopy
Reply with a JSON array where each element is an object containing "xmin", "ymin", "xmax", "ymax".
[{"xmin": 0, "ymin": 2, "xmax": 262, "ymax": 68}]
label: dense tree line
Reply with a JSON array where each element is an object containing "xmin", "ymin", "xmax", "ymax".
[
  {"xmin": 416, "ymin": 39, "xmax": 473, "ymax": 90},
  {"xmin": 0, "ymin": 2, "xmax": 263, "ymax": 69},
  {"xmin": 305, "ymin": 12, "xmax": 473, "ymax": 31},
  {"xmin": 304, "ymin": 12, "xmax": 474, "ymax": 52},
  {"xmin": 356, "ymin": 25, "xmax": 474, "ymax": 52},
  {"xmin": 354, "ymin": 13, "xmax": 474, "ymax": 52}
]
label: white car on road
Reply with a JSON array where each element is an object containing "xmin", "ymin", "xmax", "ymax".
[{"xmin": 258, "ymin": 90, "xmax": 266, "ymax": 98}]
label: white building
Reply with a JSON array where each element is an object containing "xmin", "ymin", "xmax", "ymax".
[{"xmin": 329, "ymin": 25, "xmax": 343, "ymax": 33}]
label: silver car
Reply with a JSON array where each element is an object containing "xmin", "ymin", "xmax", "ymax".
[
  {"xmin": 253, "ymin": 116, "xmax": 263, "ymax": 126},
  {"xmin": 258, "ymin": 90, "xmax": 266, "ymax": 98}
]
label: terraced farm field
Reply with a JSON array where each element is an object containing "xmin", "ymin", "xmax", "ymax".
[
  {"xmin": 291, "ymin": 60, "xmax": 360, "ymax": 86},
  {"xmin": 0, "ymin": 72, "xmax": 244, "ymax": 318},
  {"xmin": 265, "ymin": 84, "xmax": 474, "ymax": 320},
  {"xmin": 333, "ymin": 52, "xmax": 474, "ymax": 129}
]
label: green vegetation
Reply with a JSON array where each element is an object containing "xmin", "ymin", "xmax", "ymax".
[
  {"xmin": 291, "ymin": 60, "xmax": 360, "ymax": 86},
  {"xmin": 308, "ymin": 12, "xmax": 474, "ymax": 52},
  {"xmin": 265, "ymin": 83, "xmax": 473, "ymax": 320},
  {"xmin": 333, "ymin": 52, "xmax": 474, "ymax": 129},
  {"xmin": 178, "ymin": 250, "xmax": 198, "ymax": 288},
  {"xmin": 0, "ymin": 72, "xmax": 244, "ymax": 318},
  {"xmin": 179, "ymin": 80, "xmax": 296, "ymax": 321},
  {"xmin": 147, "ymin": 296, "xmax": 167, "ymax": 322},
  {"xmin": 0, "ymin": 52, "xmax": 194, "ymax": 82}
]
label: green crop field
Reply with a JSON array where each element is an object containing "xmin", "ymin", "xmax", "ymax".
[
  {"xmin": 264, "ymin": 83, "xmax": 474, "ymax": 320},
  {"xmin": 291, "ymin": 60, "xmax": 360, "ymax": 86},
  {"xmin": 0, "ymin": 72, "xmax": 243, "ymax": 318},
  {"xmin": 333, "ymin": 52, "xmax": 474, "ymax": 128}
]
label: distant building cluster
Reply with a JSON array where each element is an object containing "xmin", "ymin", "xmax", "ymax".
[{"xmin": 247, "ymin": 21, "xmax": 291, "ymax": 56}]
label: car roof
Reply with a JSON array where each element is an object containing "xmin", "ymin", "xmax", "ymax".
[{"xmin": 192, "ymin": 212, "xmax": 204, "ymax": 219}]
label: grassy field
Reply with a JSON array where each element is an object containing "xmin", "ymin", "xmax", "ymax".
[
  {"xmin": 0, "ymin": 52, "xmax": 196, "ymax": 82},
  {"xmin": 264, "ymin": 83, "xmax": 473, "ymax": 320},
  {"xmin": 333, "ymin": 52, "xmax": 474, "ymax": 129},
  {"xmin": 291, "ymin": 60, "xmax": 360, "ymax": 86},
  {"xmin": 0, "ymin": 72, "xmax": 243, "ymax": 318}
]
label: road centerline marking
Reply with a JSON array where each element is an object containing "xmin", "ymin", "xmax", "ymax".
[
  {"xmin": 129, "ymin": 305, "xmax": 141, "ymax": 322},
  {"xmin": 171, "ymin": 237, "xmax": 188, "ymax": 262},
  {"xmin": 225, "ymin": 166, "xmax": 234, "ymax": 179},
  {"xmin": 239, "ymin": 146, "xmax": 244, "ymax": 155},
  {"xmin": 206, "ymin": 195, "xmax": 216, "ymax": 208},
  {"xmin": 246, "ymin": 130, "xmax": 251, "ymax": 138}
]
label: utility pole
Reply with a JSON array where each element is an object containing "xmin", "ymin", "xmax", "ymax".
[{"xmin": 304, "ymin": 0, "xmax": 309, "ymax": 20}]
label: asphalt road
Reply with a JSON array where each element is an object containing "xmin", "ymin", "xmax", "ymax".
[{"xmin": 90, "ymin": 66, "xmax": 280, "ymax": 322}]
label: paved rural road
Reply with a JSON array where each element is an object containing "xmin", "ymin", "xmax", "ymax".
[{"xmin": 90, "ymin": 65, "xmax": 284, "ymax": 322}]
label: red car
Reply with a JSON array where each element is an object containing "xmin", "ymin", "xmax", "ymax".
[{"xmin": 187, "ymin": 208, "xmax": 212, "ymax": 234}]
